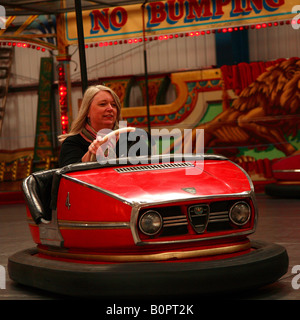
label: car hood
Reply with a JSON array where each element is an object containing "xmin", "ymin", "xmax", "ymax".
[{"xmin": 66, "ymin": 159, "xmax": 252, "ymax": 204}]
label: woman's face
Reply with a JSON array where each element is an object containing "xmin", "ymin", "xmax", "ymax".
[{"xmin": 88, "ymin": 90, "xmax": 118, "ymax": 131}]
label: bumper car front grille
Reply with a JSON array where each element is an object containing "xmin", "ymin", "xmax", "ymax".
[{"xmin": 115, "ymin": 162, "xmax": 194, "ymax": 173}]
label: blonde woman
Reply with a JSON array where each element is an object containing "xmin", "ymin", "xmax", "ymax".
[{"xmin": 58, "ymin": 85, "xmax": 122, "ymax": 167}]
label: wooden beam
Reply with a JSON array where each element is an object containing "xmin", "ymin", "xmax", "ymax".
[
  {"xmin": 14, "ymin": 15, "xmax": 39, "ymax": 35},
  {"xmin": 0, "ymin": 16, "xmax": 16, "ymax": 36}
]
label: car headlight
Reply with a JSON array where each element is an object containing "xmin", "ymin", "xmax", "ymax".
[
  {"xmin": 139, "ymin": 210, "xmax": 162, "ymax": 236},
  {"xmin": 229, "ymin": 201, "xmax": 251, "ymax": 226}
]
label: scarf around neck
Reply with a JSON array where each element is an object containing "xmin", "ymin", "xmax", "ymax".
[
  {"xmin": 80, "ymin": 122, "xmax": 117, "ymax": 161},
  {"xmin": 80, "ymin": 122, "xmax": 97, "ymax": 143}
]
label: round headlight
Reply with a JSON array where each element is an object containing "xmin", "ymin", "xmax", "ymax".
[
  {"xmin": 139, "ymin": 210, "xmax": 162, "ymax": 236},
  {"xmin": 229, "ymin": 201, "xmax": 251, "ymax": 226}
]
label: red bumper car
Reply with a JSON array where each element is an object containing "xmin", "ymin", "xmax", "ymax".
[{"xmin": 8, "ymin": 154, "xmax": 288, "ymax": 297}]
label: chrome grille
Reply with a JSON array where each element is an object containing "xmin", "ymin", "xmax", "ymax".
[
  {"xmin": 138, "ymin": 199, "xmax": 248, "ymax": 239},
  {"xmin": 208, "ymin": 211, "xmax": 229, "ymax": 223},
  {"xmin": 188, "ymin": 201, "xmax": 234, "ymax": 233},
  {"xmin": 163, "ymin": 215, "xmax": 188, "ymax": 228},
  {"xmin": 206, "ymin": 201, "xmax": 235, "ymax": 232},
  {"xmin": 115, "ymin": 162, "xmax": 194, "ymax": 173}
]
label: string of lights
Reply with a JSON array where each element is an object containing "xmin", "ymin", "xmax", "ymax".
[{"xmin": 1, "ymin": 19, "xmax": 299, "ymax": 52}]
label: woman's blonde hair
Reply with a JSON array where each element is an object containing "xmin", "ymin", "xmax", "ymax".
[{"xmin": 58, "ymin": 85, "xmax": 121, "ymax": 143}]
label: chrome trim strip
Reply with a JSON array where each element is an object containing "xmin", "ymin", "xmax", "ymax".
[
  {"xmin": 209, "ymin": 217, "xmax": 229, "ymax": 222},
  {"xmin": 273, "ymin": 169, "xmax": 300, "ymax": 173},
  {"xmin": 210, "ymin": 211, "xmax": 228, "ymax": 215},
  {"xmin": 163, "ymin": 215, "xmax": 186, "ymax": 221},
  {"xmin": 135, "ymin": 228, "xmax": 254, "ymax": 246},
  {"xmin": 163, "ymin": 222, "xmax": 188, "ymax": 227},
  {"xmin": 38, "ymin": 240, "xmax": 250, "ymax": 262},
  {"xmin": 58, "ymin": 220, "xmax": 130, "ymax": 229},
  {"xmin": 131, "ymin": 191, "xmax": 251, "ymax": 209}
]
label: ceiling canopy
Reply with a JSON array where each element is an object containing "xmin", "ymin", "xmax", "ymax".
[{"xmin": 1, "ymin": 0, "xmax": 154, "ymax": 16}]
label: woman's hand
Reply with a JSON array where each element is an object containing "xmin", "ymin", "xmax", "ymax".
[
  {"xmin": 89, "ymin": 138, "xmax": 106, "ymax": 155},
  {"xmin": 81, "ymin": 127, "xmax": 136, "ymax": 162},
  {"xmin": 81, "ymin": 138, "xmax": 107, "ymax": 162}
]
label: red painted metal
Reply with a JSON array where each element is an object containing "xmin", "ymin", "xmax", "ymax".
[{"xmin": 272, "ymin": 155, "xmax": 300, "ymax": 181}]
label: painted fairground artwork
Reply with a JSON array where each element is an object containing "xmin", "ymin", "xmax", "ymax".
[
  {"xmin": 119, "ymin": 57, "xmax": 300, "ymax": 192},
  {"xmin": 197, "ymin": 57, "xmax": 300, "ymax": 193}
]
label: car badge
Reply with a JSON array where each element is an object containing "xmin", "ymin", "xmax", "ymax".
[
  {"xmin": 65, "ymin": 192, "xmax": 71, "ymax": 210},
  {"xmin": 182, "ymin": 187, "xmax": 197, "ymax": 194},
  {"xmin": 188, "ymin": 204, "xmax": 209, "ymax": 233}
]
